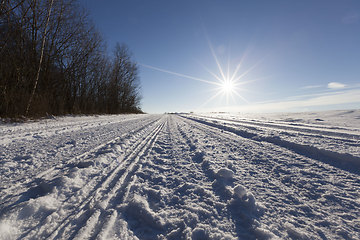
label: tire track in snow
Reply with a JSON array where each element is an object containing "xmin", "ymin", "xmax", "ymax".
[
  {"xmin": 0, "ymin": 115, "xmax": 160, "ymax": 191},
  {"xmin": 192, "ymin": 114, "xmax": 360, "ymax": 140},
  {"xmin": 183, "ymin": 115, "xmax": 360, "ymax": 174},
  {"xmin": 84, "ymin": 121, "xmax": 165, "ymax": 240},
  {"xmin": 178, "ymin": 115, "xmax": 360, "ymax": 239},
  {"xmin": 118, "ymin": 115, "xmax": 266, "ymax": 239},
  {"xmin": 2, "ymin": 114, "xmax": 359, "ymax": 239},
  {"xmin": 0, "ymin": 115, "xmax": 145, "ymax": 145},
  {"xmin": 44, "ymin": 118, "xmax": 165, "ymax": 240},
  {"xmin": 6, "ymin": 116, "xmax": 162, "ymax": 239},
  {"xmin": 173, "ymin": 116, "xmax": 268, "ymax": 239},
  {"xmin": 0, "ymin": 116, "xmax": 160, "ymax": 215},
  {"xmin": 114, "ymin": 116, "xmax": 200, "ymax": 239}
]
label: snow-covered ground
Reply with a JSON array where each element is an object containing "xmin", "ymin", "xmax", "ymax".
[{"xmin": 0, "ymin": 110, "xmax": 359, "ymax": 239}]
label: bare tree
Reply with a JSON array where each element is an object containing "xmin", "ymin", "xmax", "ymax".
[
  {"xmin": 0, "ymin": 0, "xmax": 142, "ymax": 118},
  {"xmin": 109, "ymin": 43, "xmax": 142, "ymax": 113},
  {"xmin": 25, "ymin": 0, "xmax": 54, "ymax": 116}
]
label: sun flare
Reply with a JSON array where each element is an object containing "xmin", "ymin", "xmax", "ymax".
[
  {"xmin": 141, "ymin": 38, "xmax": 261, "ymax": 108},
  {"xmin": 221, "ymin": 79, "xmax": 235, "ymax": 93}
]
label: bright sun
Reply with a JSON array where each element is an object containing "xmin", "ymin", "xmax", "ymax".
[
  {"xmin": 142, "ymin": 38, "xmax": 257, "ymax": 107},
  {"xmin": 221, "ymin": 80, "xmax": 235, "ymax": 93}
]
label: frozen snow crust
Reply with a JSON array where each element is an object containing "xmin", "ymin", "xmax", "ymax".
[{"xmin": 0, "ymin": 111, "xmax": 359, "ymax": 239}]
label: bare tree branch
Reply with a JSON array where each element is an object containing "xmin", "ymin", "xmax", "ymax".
[{"xmin": 25, "ymin": 0, "xmax": 54, "ymax": 116}]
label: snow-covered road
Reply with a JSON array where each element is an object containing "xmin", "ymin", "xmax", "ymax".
[{"xmin": 1, "ymin": 112, "xmax": 359, "ymax": 239}]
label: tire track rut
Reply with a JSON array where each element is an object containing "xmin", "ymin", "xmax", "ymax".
[
  {"xmin": 45, "ymin": 118, "xmax": 165, "ymax": 239},
  {"xmin": 183, "ymin": 115, "xmax": 360, "ymax": 174},
  {"xmin": 0, "ymin": 117, "xmax": 160, "ymax": 214},
  {"xmin": 178, "ymin": 115, "xmax": 360, "ymax": 239}
]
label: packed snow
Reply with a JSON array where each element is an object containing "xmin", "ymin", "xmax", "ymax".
[{"xmin": 0, "ymin": 110, "xmax": 359, "ymax": 239}]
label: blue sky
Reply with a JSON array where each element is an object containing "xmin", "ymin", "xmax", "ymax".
[{"xmin": 80, "ymin": 0, "xmax": 360, "ymax": 113}]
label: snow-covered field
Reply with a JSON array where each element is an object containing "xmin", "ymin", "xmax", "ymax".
[{"xmin": 1, "ymin": 110, "xmax": 359, "ymax": 239}]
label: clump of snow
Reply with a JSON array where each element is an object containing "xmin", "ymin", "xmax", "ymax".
[
  {"xmin": 18, "ymin": 194, "xmax": 60, "ymax": 220},
  {"xmin": 124, "ymin": 194, "xmax": 164, "ymax": 230},
  {"xmin": 216, "ymin": 168, "xmax": 234, "ymax": 179},
  {"xmin": 209, "ymin": 168, "xmax": 236, "ymax": 200},
  {"xmin": 232, "ymin": 184, "xmax": 259, "ymax": 209},
  {"xmin": 246, "ymin": 192, "xmax": 256, "ymax": 208},
  {"xmin": 60, "ymin": 173, "xmax": 84, "ymax": 190},
  {"xmin": 233, "ymin": 184, "xmax": 247, "ymax": 199},
  {"xmin": 201, "ymin": 159, "xmax": 214, "ymax": 177}
]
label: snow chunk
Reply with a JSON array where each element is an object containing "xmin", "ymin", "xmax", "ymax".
[
  {"xmin": 18, "ymin": 194, "xmax": 60, "ymax": 220},
  {"xmin": 232, "ymin": 184, "xmax": 263, "ymax": 212},
  {"xmin": 60, "ymin": 174, "xmax": 84, "ymax": 190},
  {"xmin": 124, "ymin": 194, "xmax": 164, "ymax": 230},
  {"xmin": 233, "ymin": 185, "xmax": 247, "ymax": 199},
  {"xmin": 216, "ymin": 168, "xmax": 234, "ymax": 179}
]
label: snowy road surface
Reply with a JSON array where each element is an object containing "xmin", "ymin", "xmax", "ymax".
[{"xmin": 0, "ymin": 111, "xmax": 359, "ymax": 239}]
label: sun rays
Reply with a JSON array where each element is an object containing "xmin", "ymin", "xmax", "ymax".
[
  {"xmin": 221, "ymin": 79, "xmax": 235, "ymax": 93},
  {"xmin": 140, "ymin": 39, "xmax": 261, "ymax": 109}
]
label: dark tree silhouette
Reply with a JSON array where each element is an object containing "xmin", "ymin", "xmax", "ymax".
[
  {"xmin": 108, "ymin": 43, "xmax": 141, "ymax": 113},
  {"xmin": 0, "ymin": 0, "xmax": 142, "ymax": 118}
]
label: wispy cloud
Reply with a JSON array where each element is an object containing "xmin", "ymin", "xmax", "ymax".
[
  {"xmin": 204, "ymin": 88, "xmax": 360, "ymax": 113},
  {"xmin": 301, "ymin": 85, "xmax": 322, "ymax": 89},
  {"xmin": 301, "ymin": 82, "xmax": 348, "ymax": 90},
  {"xmin": 328, "ymin": 82, "xmax": 346, "ymax": 89}
]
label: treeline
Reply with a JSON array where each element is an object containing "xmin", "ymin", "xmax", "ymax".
[{"xmin": 0, "ymin": 0, "xmax": 142, "ymax": 118}]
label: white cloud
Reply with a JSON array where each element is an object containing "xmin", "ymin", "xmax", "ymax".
[
  {"xmin": 203, "ymin": 88, "xmax": 360, "ymax": 113},
  {"xmin": 328, "ymin": 82, "xmax": 346, "ymax": 89}
]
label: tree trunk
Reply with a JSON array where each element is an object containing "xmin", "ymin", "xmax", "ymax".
[{"xmin": 25, "ymin": 0, "xmax": 54, "ymax": 116}]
